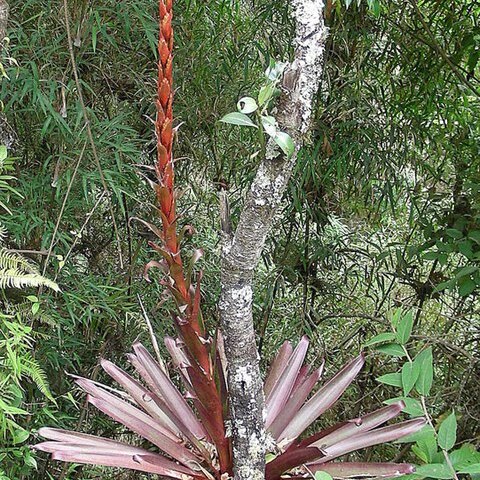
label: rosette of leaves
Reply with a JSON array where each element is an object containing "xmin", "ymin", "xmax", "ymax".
[{"xmin": 35, "ymin": 336, "xmax": 424, "ymax": 479}]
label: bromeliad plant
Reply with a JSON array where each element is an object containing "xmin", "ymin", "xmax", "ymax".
[
  {"xmin": 35, "ymin": 0, "xmax": 425, "ymax": 478},
  {"xmin": 35, "ymin": 336, "xmax": 425, "ymax": 479}
]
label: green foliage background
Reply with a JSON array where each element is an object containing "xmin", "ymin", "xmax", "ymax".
[{"xmin": 0, "ymin": 0, "xmax": 478, "ymax": 478}]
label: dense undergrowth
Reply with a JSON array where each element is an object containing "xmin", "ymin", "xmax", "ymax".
[{"xmin": 0, "ymin": 0, "xmax": 479, "ymax": 479}]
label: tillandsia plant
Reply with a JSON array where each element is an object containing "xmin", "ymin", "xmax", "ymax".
[
  {"xmin": 34, "ymin": 0, "xmax": 426, "ymax": 478},
  {"xmin": 35, "ymin": 337, "xmax": 425, "ymax": 479}
]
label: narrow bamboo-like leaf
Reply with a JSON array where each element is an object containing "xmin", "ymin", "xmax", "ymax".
[
  {"xmin": 278, "ymin": 354, "xmax": 365, "ymax": 444},
  {"xmin": 0, "ymin": 145, "xmax": 7, "ymax": 161},
  {"xmin": 309, "ymin": 462, "xmax": 416, "ymax": 478},
  {"xmin": 265, "ymin": 336, "xmax": 309, "ymax": 428},
  {"xmin": 319, "ymin": 418, "xmax": 426, "ymax": 461},
  {"xmin": 438, "ymin": 411, "xmax": 457, "ymax": 451},
  {"xmin": 219, "ymin": 112, "xmax": 258, "ymax": 128},
  {"xmin": 264, "ymin": 341, "xmax": 293, "ymax": 397}
]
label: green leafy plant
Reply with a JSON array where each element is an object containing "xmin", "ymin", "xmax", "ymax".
[
  {"xmin": 219, "ymin": 60, "xmax": 295, "ymax": 158},
  {"xmin": 0, "ymin": 313, "xmax": 54, "ymax": 476},
  {"xmin": 366, "ymin": 309, "xmax": 480, "ymax": 480}
]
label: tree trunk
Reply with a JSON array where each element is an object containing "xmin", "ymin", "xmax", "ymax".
[
  {"xmin": 219, "ymin": 1, "xmax": 328, "ymax": 480},
  {"xmin": 0, "ymin": 0, "xmax": 8, "ymax": 42}
]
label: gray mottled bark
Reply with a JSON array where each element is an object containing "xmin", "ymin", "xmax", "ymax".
[
  {"xmin": 218, "ymin": 2, "xmax": 328, "ymax": 480},
  {"xmin": 0, "ymin": 0, "xmax": 8, "ymax": 42}
]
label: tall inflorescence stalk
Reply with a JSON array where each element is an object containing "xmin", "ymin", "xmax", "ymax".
[
  {"xmin": 155, "ymin": 0, "xmax": 176, "ymax": 252},
  {"xmin": 150, "ymin": 0, "xmax": 232, "ymax": 474}
]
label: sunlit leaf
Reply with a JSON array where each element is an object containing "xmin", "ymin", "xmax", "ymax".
[
  {"xmin": 237, "ymin": 97, "xmax": 258, "ymax": 114},
  {"xmin": 219, "ymin": 112, "xmax": 258, "ymax": 128}
]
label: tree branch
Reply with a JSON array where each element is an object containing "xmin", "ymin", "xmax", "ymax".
[{"xmin": 219, "ymin": 2, "xmax": 328, "ymax": 479}]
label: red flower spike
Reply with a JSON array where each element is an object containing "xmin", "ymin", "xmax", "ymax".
[
  {"xmin": 159, "ymin": 0, "xmax": 167, "ymax": 17},
  {"xmin": 159, "ymin": 79, "xmax": 171, "ymax": 107},
  {"xmin": 161, "ymin": 119, "xmax": 173, "ymax": 152},
  {"xmin": 162, "ymin": 13, "xmax": 172, "ymax": 40},
  {"xmin": 159, "ymin": 39, "xmax": 170, "ymax": 66}
]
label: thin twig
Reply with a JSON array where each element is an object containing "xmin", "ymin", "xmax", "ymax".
[
  {"xmin": 41, "ymin": 140, "xmax": 87, "ymax": 278},
  {"xmin": 62, "ymin": 0, "xmax": 124, "ymax": 268},
  {"xmin": 53, "ymin": 192, "xmax": 106, "ymax": 282},
  {"xmin": 409, "ymin": 0, "xmax": 480, "ymax": 97},
  {"xmin": 7, "ymin": 249, "xmax": 48, "ymax": 256}
]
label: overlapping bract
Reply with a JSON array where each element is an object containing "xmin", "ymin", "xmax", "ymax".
[{"xmin": 35, "ymin": 336, "xmax": 424, "ymax": 479}]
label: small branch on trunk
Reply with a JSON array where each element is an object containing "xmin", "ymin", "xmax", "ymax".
[{"xmin": 219, "ymin": 2, "xmax": 328, "ymax": 480}]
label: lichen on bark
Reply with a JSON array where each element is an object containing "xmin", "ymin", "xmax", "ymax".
[{"xmin": 218, "ymin": 1, "xmax": 328, "ymax": 480}]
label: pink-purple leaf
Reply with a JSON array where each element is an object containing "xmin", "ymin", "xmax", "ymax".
[
  {"xmin": 317, "ymin": 418, "xmax": 426, "ymax": 461},
  {"xmin": 73, "ymin": 378, "xmax": 200, "ymax": 467},
  {"xmin": 264, "ymin": 340, "xmax": 293, "ymax": 397},
  {"xmin": 311, "ymin": 401, "xmax": 406, "ymax": 449},
  {"xmin": 164, "ymin": 336, "xmax": 193, "ymax": 388},
  {"xmin": 132, "ymin": 342, "xmax": 208, "ymax": 440},
  {"xmin": 269, "ymin": 367, "xmax": 322, "ymax": 440},
  {"xmin": 278, "ymin": 354, "xmax": 365, "ymax": 445},
  {"xmin": 309, "ymin": 462, "xmax": 416, "ymax": 478},
  {"xmin": 37, "ymin": 428, "xmax": 140, "ymax": 449},
  {"xmin": 265, "ymin": 336, "xmax": 309, "ymax": 428},
  {"xmin": 100, "ymin": 359, "xmax": 181, "ymax": 439},
  {"xmin": 48, "ymin": 451, "xmax": 195, "ymax": 479}
]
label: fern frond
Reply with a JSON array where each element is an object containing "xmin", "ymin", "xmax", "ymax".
[
  {"xmin": 0, "ymin": 268, "xmax": 60, "ymax": 292},
  {"xmin": 0, "ymin": 224, "xmax": 8, "ymax": 241},
  {"xmin": 21, "ymin": 354, "xmax": 54, "ymax": 402},
  {"xmin": 0, "ymin": 248, "xmax": 36, "ymax": 273}
]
